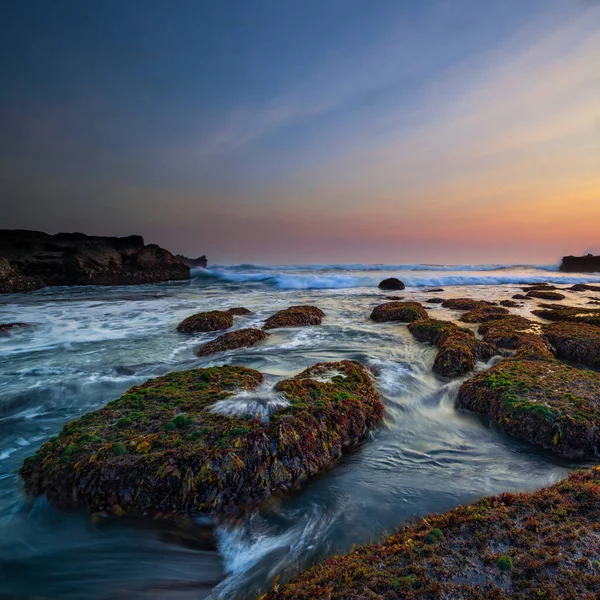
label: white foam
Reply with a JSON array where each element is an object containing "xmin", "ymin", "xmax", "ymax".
[{"xmin": 209, "ymin": 390, "xmax": 290, "ymax": 422}]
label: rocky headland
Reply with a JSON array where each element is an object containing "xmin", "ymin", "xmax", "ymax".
[
  {"xmin": 0, "ymin": 230, "xmax": 191, "ymax": 293},
  {"xmin": 560, "ymin": 253, "xmax": 600, "ymax": 273}
]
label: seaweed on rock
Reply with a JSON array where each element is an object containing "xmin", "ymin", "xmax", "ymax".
[
  {"xmin": 20, "ymin": 361, "xmax": 383, "ymax": 519},
  {"xmin": 542, "ymin": 322, "xmax": 600, "ymax": 369},
  {"xmin": 194, "ymin": 328, "xmax": 269, "ymax": 357},
  {"xmin": 177, "ymin": 311, "xmax": 233, "ymax": 333},
  {"xmin": 441, "ymin": 298, "xmax": 495, "ymax": 310},
  {"xmin": 459, "ymin": 306, "xmax": 509, "ymax": 323},
  {"xmin": 263, "ymin": 306, "xmax": 324, "ymax": 329},
  {"xmin": 370, "ymin": 302, "xmax": 427, "ymax": 323}
]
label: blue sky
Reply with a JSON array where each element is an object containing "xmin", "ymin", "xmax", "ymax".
[{"xmin": 1, "ymin": 0, "xmax": 599, "ymax": 263}]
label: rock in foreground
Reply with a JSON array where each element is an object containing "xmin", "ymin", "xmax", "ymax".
[
  {"xmin": 542, "ymin": 321, "xmax": 600, "ymax": 369},
  {"xmin": 370, "ymin": 302, "xmax": 427, "ymax": 323},
  {"xmin": 20, "ymin": 361, "xmax": 383, "ymax": 518},
  {"xmin": 532, "ymin": 306, "xmax": 600, "ymax": 327},
  {"xmin": 377, "ymin": 278, "xmax": 405, "ymax": 290},
  {"xmin": 409, "ymin": 318, "xmax": 497, "ymax": 377},
  {"xmin": 526, "ymin": 290, "xmax": 566, "ymax": 301},
  {"xmin": 459, "ymin": 358, "xmax": 600, "ymax": 458},
  {"xmin": 265, "ymin": 468, "xmax": 600, "ymax": 600},
  {"xmin": 0, "ymin": 230, "xmax": 190, "ymax": 293},
  {"xmin": 177, "ymin": 311, "xmax": 233, "ymax": 333},
  {"xmin": 263, "ymin": 306, "xmax": 324, "ymax": 329},
  {"xmin": 194, "ymin": 328, "xmax": 269, "ymax": 356}
]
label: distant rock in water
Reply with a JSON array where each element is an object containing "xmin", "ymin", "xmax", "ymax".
[
  {"xmin": 0, "ymin": 230, "xmax": 190, "ymax": 293},
  {"xmin": 194, "ymin": 328, "xmax": 269, "ymax": 356},
  {"xmin": 176, "ymin": 254, "xmax": 208, "ymax": 269},
  {"xmin": 377, "ymin": 277, "xmax": 405, "ymax": 290},
  {"xmin": 560, "ymin": 254, "xmax": 600, "ymax": 273},
  {"xmin": 177, "ymin": 310, "xmax": 233, "ymax": 333},
  {"xmin": 263, "ymin": 305, "xmax": 324, "ymax": 329},
  {"xmin": 0, "ymin": 322, "xmax": 33, "ymax": 336}
]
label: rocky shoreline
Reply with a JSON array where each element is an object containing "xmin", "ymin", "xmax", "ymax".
[{"xmin": 0, "ymin": 229, "xmax": 194, "ymax": 293}]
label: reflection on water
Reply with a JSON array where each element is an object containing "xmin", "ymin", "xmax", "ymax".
[{"xmin": 1, "ymin": 265, "xmax": 594, "ymax": 599}]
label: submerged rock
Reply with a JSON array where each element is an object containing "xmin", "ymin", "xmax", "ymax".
[
  {"xmin": 226, "ymin": 307, "xmax": 252, "ymax": 316},
  {"xmin": 175, "ymin": 254, "xmax": 207, "ymax": 269},
  {"xmin": 0, "ymin": 230, "xmax": 190, "ymax": 293},
  {"xmin": 377, "ymin": 278, "xmax": 405, "ymax": 290},
  {"xmin": 0, "ymin": 322, "xmax": 33, "ymax": 336},
  {"xmin": 370, "ymin": 302, "xmax": 427, "ymax": 323},
  {"xmin": 265, "ymin": 467, "xmax": 600, "ymax": 599},
  {"xmin": 194, "ymin": 328, "xmax": 269, "ymax": 356},
  {"xmin": 542, "ymin": 321, "xmax": 600, "ymax": 369},
  {"xmin": 526, "ymin": 290, "xmax": 566, "ymax": 301},
  {"xmin": 176, "ymin": 311, "xmax": 233, "ymax": 333},
  {"xmin": 20, "ymin": 361, "xmax": 383, "ymax": 518},
  {"xmin": 459, "ymin": 358, "xmax": 600, "ymax": 458},
  {"xmin": 263, "ymin": 305, "xmax": 324, "ymax": 329},
  {"xmin": 459, "ymin": 305, "xmax": 509, "ymax": 323},
  {"xmin": 441, "ymin": 298, "xmax": 495, "ymax": 310},
  {"xmin": 409, "ymin": 318, "xmax": 497, "ymax": 377}
]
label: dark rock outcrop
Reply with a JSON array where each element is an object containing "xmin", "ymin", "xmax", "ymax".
[
  {"xmin": 459, "ymin": 305, "xmax": 509, "ymax": 323},
  {"xmin": 263, "ymin": 306, "xmax": 324, "ymax": 329},
  {"xmin": 370, "ymin": 302, "xmax": 427, "ymax": 323},
  {"xmin": 20, "ymin": 361, "xmax": 383, "ymax": 519},
  {"xmin": 441, "ymin": 298, "xmax": 495, "ymax": 310},
  {"xmin": 532, "ymin": 305, "xmax": 600, "ymax": 327},
  {"xmin": 175, "ymin": 254, "xmax": 208, "ymax": 269},
  {"xmin": 0, "ymin": 322, "xmax": 33, "ymax": 336},
  {"xmin": 377, "ymin": 278, "xmax": 405, "ymax": 290},
  {"xmin": 177, "ymin": 310, "xmax": 233, "ymax": 333},
  {"xmin": 194, "ymin": 328, "xmax": 269, "ymax": 356},
  {"xmin": 409, "ymin": 318, "xmax": 497, "ymax": 377},
  {"xmin": 0, "ymin": 230, "xmax": 190, "ymax": 293},
  {"xmin": 570, "ymin": 283, "xmax": 600, "ymax": 292},
  {"xmin": 526, "ymin": 290, "xmax": 565, "ymax": 301},
  {"xmin": 542, "ymin": 321, "xmax": 600, "ymax": 369},
  {"xmin": 560, "ymin": 254, "xmax": 600, "ymax": 273},
  {"xmin": 499, "ymin": 299, "xmax": 518, "ymax": 307}
]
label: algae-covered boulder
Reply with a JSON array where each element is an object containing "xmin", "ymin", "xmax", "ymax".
[
  {"xmin": 478, "ymin": 316, "xmax": 554, "ymax": 361},
  {"xmin": 542, "ymin": 321, "xmax": 600, "ymax": 369},
  {"xmin": 533, "ymin": 306, "xmax": 600, "ymax": 327},
  {"xmin": 176, "ymin": 311, "xmax": 233, "ymax": 333},
  {"xmin": 570, "ymin": 283, "xmax": 600, "ymax": 292},
  {"xmin": 226, "ymin": 307, "xmax": 252, "ymax": 316},
  {"xmin": 499, "ymin": 299, "xmax": 518, "ymax": 307},
  {"xmin": 263, "ymin": 305, "xmax": 324, "ymax": 329},
  {"xmin": 441, "ymin": 298, "xmax": 495, "ymax": 310},
  {"xmin": 370, "ymin": 302, "xmax": 427, "ymax": 323},
  {"xmin": 194, "ymin": 328, "xmax": 269, "ymax": 357},
  {"xmin": 377, "ymin": 277, "xmax": 405, "ymax": 290},
  {"xmin": 526, "ymin": 290, "xmax": 566, "ymax": 301},
  {"xmin": 459, "ymin": 305, "xmax": 509, "ymax": 323},
  {"xmin": 265, "ymin": 468, "xmax": 600, "ymax": 600},
  {"xmin": 409, "ymin": 318, "xmax": 497, "ymax": 378},
  {"xmin": 459, "ymin": 359, "xmax": 600, "ymax": 458},
  {"xmin": 20, "ymin": 361, "xmax": 382, "ymax": 518}
]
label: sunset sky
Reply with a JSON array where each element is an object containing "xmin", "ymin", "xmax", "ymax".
[{"xmin": 2, "ymin": 0, "xmax": 599, "ymax": 264}]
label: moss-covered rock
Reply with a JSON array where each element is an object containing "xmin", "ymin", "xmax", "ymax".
[
  {"xmin": 441, "ymin": 298, "xmax": 495, "ymax": 311},
  {"xmin": 542, "ymin": 322, "xmax": 600, "ymax": 369},
  {"xmin": 511, "ymin": 294, "xmax": 531, "ymax": 300},
  {"xmin": 526, "ymin": 290, "xmax": 566, "ymax": 301},
  {"xmin": 500, "ymin": 299, "xmax": 518, "ymax": 307},
  {"xmin": 532, "ymin": 306, "xmax": 600, "ymax": 327},
  {"xmin": 226, "ymin": 307, "xmax": 252, "ymax": 316},
  {"xmin": 408, "ymin": 318, "xmax": 497, "ymax": 378},
  {"xmin": 263, "ymin": 306, "xmax": 324, "ymax": 329},
  {"xmin": 521, "ymin": 284, "xmax": 557, "ymax": 291},
  {"xmin": 478, "ymin": 316, "xmax": 554, "ymax": 361},
  {"xmin": 20, "ymin": 361, "xmax": 382, "ymax": 518},
  {"xmin": 176, "ymin": 311, "xmax": 233, "ymax": 333},
  {"xmin": 194, "ymin": 328, "xmax": 269, "ymax": 357},
  {"xmin": 378, "ymin": 278, "xmax": 405, "ymax": 290},
  {"xmin": 570, "ymin": 283, "xmax": 600, "ymax": 292},
  {"xmin": 370, "ymin": 302, "xmax": 427, "ymax": 323},
  {"xmin": 459, "ymin": 358, "xmax": 600, "ymax": 458},
  {"xmin": 425, "ymin": 298, "xmax": 444, "ymax": 304},
  {"xmin": 459, "ymin": 306, "xmax": 509, "ymax": 323},
  {"xmin": 265, "ymin": 467, "xmax": 600, "ymax": 600}
]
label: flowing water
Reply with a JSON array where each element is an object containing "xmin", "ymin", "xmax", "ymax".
[{"xmin": 2, "ymin": 264, "xmax": 599, "ymax": 599}]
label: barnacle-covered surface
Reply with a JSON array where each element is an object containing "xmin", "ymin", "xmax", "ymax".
[
  {"xmin": 264, "ymin": 467, "xmax": 600, "ymax": 600},
  {"xmin": 194, "ymin": 328, "xmax": 269, "ymax": 356},
  {"xmin": 20, "ymin": 361, "xmax": 383, "ymax": 519}
]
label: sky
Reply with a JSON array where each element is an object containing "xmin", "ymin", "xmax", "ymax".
[{"xmin": 1, "ymin": 0, "xmax": 599, "ymax": 264}]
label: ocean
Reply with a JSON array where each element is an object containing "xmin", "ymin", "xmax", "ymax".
[{"xmin": 1, "ymin": 263, "xmax": 598, "ymax": 599}]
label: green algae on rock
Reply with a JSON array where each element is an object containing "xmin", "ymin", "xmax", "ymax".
[
  {"xmin": 532, "ymin": 306, "xmax": 600, "ymax": 327},
  {"xmin": 370, "ymin": 302, "xmax": 427, "ymax": 323},
  {"xmin": 500, "ymin": 299, "xmax": 519, "ymax": 307},
  {"xmin": 194, "ymin": 328, "xmax": 269, "ymax": 357},
  {"xmin": 263, "ymin": 305, "xmax": 324, "ymax": 329},
  {"xmin": 526, "ymin": 290, "xmax": 566, "ymax": 301},
  {"xmin": 226, "ymin": 307, "xmax": 252, "ymax": 316},
  {"xmin": 176, "ymin": 310, "xmax": 233, "ymax": 333},
  {"xmin": 542, "ymin": 321, "xmax": 600, "ymax": 369},
  {"xmin": 459, "ymin": 305, "xmax": 509, "ymax": 323},
  {"xmin": 377, "ymin": 277, "xmax": 405, "ymax": 290},
  {"xmin": 478, "ymin": 316, "xmax": 555, "ymax": 361},
  {"xmin": 20, "ymin": 361, "xmax": 383, "ymax": 518},
  {"xmin": 441, "ymin": 298, "xmax": 495, "ymax": 310},
  {"xmin": 459, "ymin": 358, "xmax": 600, "ymax": 458},
  {"xmin": 408, "ymin": 318, "xmax": 497, "ymax": 378},
  {"xmin": 263, "ymin": 467, "xmax": 600, "ymax": 600}
]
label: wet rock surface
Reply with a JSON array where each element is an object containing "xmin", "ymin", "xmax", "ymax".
[
  {"xmin": 377, "ymin": 278, "xmax": 405, "ymax": 290},
  {"xmin": 20, "ymin": 361, "xmax": 383, "ymax": 519},
  {"xmin": 370, "ymin": 302, "xmax": 428, "ymax": 323},
  {"xmin": 194, "ymin": 328, "xmax": 269, "ymax": 356},
  {"xmin": 176, "ymin": 311, "xmax": 233, "ymax": 333},
  {"xmin": 263, "ymin": 305, "xmax": 324, "ymax": 329}
]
